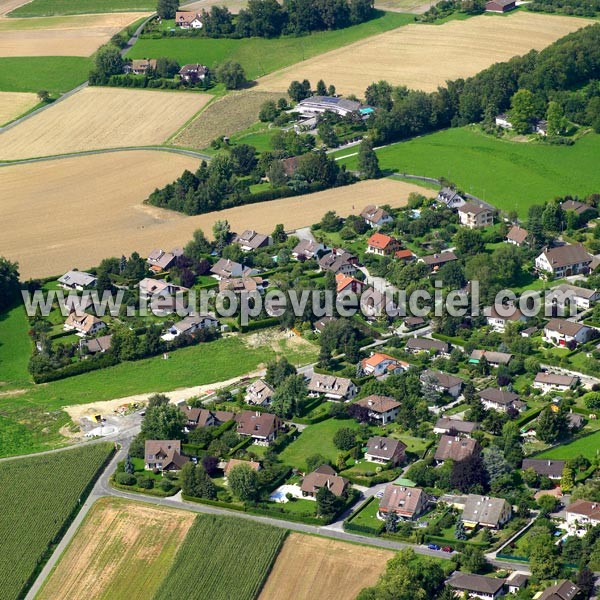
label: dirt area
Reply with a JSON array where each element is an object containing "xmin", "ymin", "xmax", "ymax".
[
  {"xmin": 37, "ymin": 497, "xmax": 195, "ymax": 600},
  {"xmin": 259, "ymin": 533, "xmax": 393, "ymax": 600},
  {"xmin": 171, "ymin": 90, "xmax": 284, "ymax": 150},
  {"xmin": 182, "ymin": 0, "xmax": 248, "ymax": 13},
  {"xmin": 0, "ymin": 12, "xmax": 148, "ymax": 56},
  {"xmin": 0, "ymin": 87, "xmax": 211, "ymax": 160},
  {"xmin": 256, "ymin": 12, "xmax": 594, "ymax": 95},
  {"xmin": 0, "ymin": 90, "xmax": 37, "ymax": 125},
  {"xmin": 243, "ymin": 329, "xmax": 314, "ymax": 355}
]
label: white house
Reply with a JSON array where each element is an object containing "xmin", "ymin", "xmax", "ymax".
[
  {"xmin": 244, "ymin": 379, "xmax": 275, "ymax": 406},
  {"xmin": 543, "ymin": 318, "xmax": 593, "ymax": 347},
  {"xmin": 533, "ymin": 372, "xmax": 579, "ymax": 393},
  {"xmin": 535, "ymin": 244, "xmax": 593, "ymax": 278},
  {"xmin": 495, "ymin": 113, "xmax": 512, "ymax": 129},
  {"xmin": 360, "ymin": 353, "xmax": 408, "ymax": 379},
  {"xmin": 566, "ymin": 499, "xmax": 600, "ymax": 537},
  {"xmin": 64, "ymin": 313, "xmax": 106, "ymax": 337},
  {"xmin": 437, "ymin": 187, "xmax": 465, "ymax": 210},
  {"xmin": 58, "ymin": 270, "xmax": 97, "ymax": 291},
  {"xmin": 548, "ymin": 284, "xmax": 600, "ymax": 312},
  {"xmin": 484, "ymin": 304, "xmax": 527, "ymax": 332},
  {"xmin": 354, "ymin": 395, "xmax": 400, "ymax": 425},
  {"xmin": 360, "ymin": 205, "xmax": 393, "ymax": 228},
  {"xmin": 307, "ymin": 373, "xmax": 357, "ymax": 402},
  {"xmin": 168, "ymin": 314, "xmax": 218, "ymax": 337},
  {"xmin": 175, "ymin": 11, "xmax": 203, "ymax": 28},
  {"xmin": 457, "ymin": 202, "xmax": 494, "ymax": 229},
  {"xmin": 478, "ymin": 388, "xmax": 525, "ymax": 413},
  {"xmin": 420, "ymin": 370, "xmax": 463, "ymax": 398}
]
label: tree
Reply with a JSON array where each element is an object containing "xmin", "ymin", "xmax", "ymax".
[
  {"xmin": 37, "ymin": 90, "xmax": 50, "ymax": 102},
  {"xmin": 536, "ymin": 408, "xmax": 566, "ymax": 443},
  {"xmin": 357, "ymin": 138, "xmax": 381, "ymax": 179},
  {"xmin": 577, "ymin": 566, "xmax": 595, "ymax": 598},
  {"xmin": 455, "ymin": 519, "xmax": 467, "ymax": 540},
  {"xmin": 155, "ymin": 56, "xmax": 180, "ymax": 78},
  {"xmin": 267, "ymin": 160, "xmax": 287, "ymax": 187},
  {"xmin": 228, "ymin": 463, "xmax": 260, "ymax": 501},
  {"xmin": 271, "ymin": 374, "xmax": 307, "ymax": 418},
  {"xmin": 288, "ymin": 80, "xmax": 310, "ymax": 102},
  {"xmin": 259, "ymin": 100, "xmax": 278, "ymax": 122},
  {"xmin": 482, "ymin": 445, "xmax": 511, "ymax": 483},
  {"xmin": 265, "ymin": 357, "xmax": 296, "ymax": 386},
  {"xmin": 542, "ymin": 201, "xmax": 564, "ymax": 233},
  {"xmin": 94, "ymin": 44, "xmax": 124, "ymax": 79},
  {"xmin": 316, "ymin": 79, "xmax": 327, "ymax": 96},
  {"xmin": 333, "ymin": 427, "xmax": 357, "ymax": 451},
  {"xmin": 140, "ymin": 401, "xmax": 185, "ymax": 440},
  {"xmin": 124, "ymin": 454, "xmax": 134, "ymax": 474},
  {"xmin": 385, "ymin": 510, "xmax": 399, "ymax": 533},
  {"xmin": 454, "ymin": 228, "xmax": 485, "ymax": 256},
  {"xmin": 510, "ymin": 89, "xmax": 537, "ymax": 134},
  {"xmin": 365, "ymin": 80, "xmax": 393, "ymax": 110},
  {"xmin": 271, "ymin": 223, "xmax": 287, "ymax": 244},
  {"xmin": 180, "ymin": 463, "xmax": 217, "ymax": 499},
  {"xmin": 306, "ymin": 454, "xmax": 330, "ymax": 472},
  {"xmin": 215, "ymin": 61, "xmax": 246, "ymax": 90},
  {"xmin": 561, "ymin": 464, "xmax": 575, "ymax": 493},
  {"xmin": 0, "ymin": 257, "xmax": 20, "ymax": 311},
  {"xmin": 451, "ymin": 453, "xmax": 488, "ymax": 493},
  {"xmin": 230, "ymin": 144, "xmax": 257, "ymax": 176},
  {"xmin": 348, "ymin": 403, "xmax": 371, "ymax": 423},
  {"xmin": 157, "ymin": 0, "xmax": 179, "ymax": 18},
  {"xmin": 320, "ymin": 210, "xmax": 343, "ymax": 232},
  {"xmin": 316, "ymin": 485, "xmax": 341, "ymax": 520},
  {"xmin": 459, "ymin": 546, "xmax": 487, "ymax": 573},
  {"xmin": 185, "ymin": 228, "xmax": 212, "ymax": 259},
  {"xmin": 318, "ymin": 121, "xmax": 338, "ymax": 147},
  {"xmin": 537, "ymin": 494, "xmax": 559, "ymax": 516},
  {"xmin": 547, "ymin": 101, "xmax": 567, "ymax": 136},
  {"xmin": 212, "ymin": 219, "xmax": 231, "ymax": 253}
]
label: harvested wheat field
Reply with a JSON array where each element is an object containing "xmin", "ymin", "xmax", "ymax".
[
  {"xmin": 0, "ymin": 87, "xmax": 210, "ymax": 160},
  {"xmin": 0, "ymin": 13, "xmax": 148, "ymax": 57},
  {"xmin": 0, "ymin": 0, "xmax": 29, "ymax": 17},
  {"xmin": 257, "ymin": 12, "xmax": 594, "ymax": 95},
  {"xmin": 183, "ymin": 0, "xmax": 248, "ymax": 13},
  {"xmin": 0, "ymin": 90, "xmax": 37, "ymax": 124},
  {"xmin": 37, "ymin": 497, "xmax": 195, "ymax": 600},
  {"xmin": 259, "ymin": 533, "xmax": 393, "ymax": 600},
  {"xmin": 0, "ymin": 158, "xmax": 422, "ymax": 278},
  {"xmin": 171, "ymin": 90, "xmax": 283, "ymax": 149}
]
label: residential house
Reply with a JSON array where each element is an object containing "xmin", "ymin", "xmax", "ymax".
[
  {"xmin": 179, "ymin": 63, "xmax": 208, "ymax": 83},
  {"xmin": 281, "ymin": 156, "xmax": 300, "ymax": 177},
  {"xmin": 245, "ymin": 379, "xmax": 275, "ymax": 406},
  {"xmin": 365, "ymin": 436, "xmax": 406, "ymax": 465},
  {"xmin": 314, "ymin": 315, "xmax": 337, "ymax": 333},
  {"xmin": 307, "ymin": 373, "xmax": 357, "ymax": 402},
  {"xmin": 378, "ymin": 485, "xmax": 428, "ymax": 520},
  {"xmin": 301, "ymin": 464, "xmax": 349, "ymax": 498},
  {"xmin": 495, "ymin": 113, "xmax": 512, "ymax": 128},
  {"xmin": 434, "ymin": 418, "xmax": 479, "ymax": 436},
  {"xmin": 561, "ymin": 199, "xmax": 595, "ymax": 218},
  {"xmin": 124, "ymin": 58, "xmax": 157, "ymax": 75},
  {"xmin": 469, "ymin": 350, "xmax": 513, "ymax": 368},
  {"xmin": 64, "ymin": 312, "xmax": 106, "ymax": 336},
  {"xmin": 139, "ymin": 278, "xmax": 183, "ymax": 299},
  {"xmin": 224, "ymin": 458, "xmax": 261, "ymax": 477},
  {"xmin": 437, "ymin": 187, "xmax": 465, "ymax": 210},
  {"xmin": 219, "ymin": 277, "xmax": 264, "ymax": 294},
  {"xmin": 144, "ymin": 440, "xmax": 189, "ymax": 472},
  {"xmin": 521, "ymin": 326, "xmax": 538, "ymax": 338},
  {"xmin": 335, "ymin": 273, "xmax": 365, "ymax": 295},
  {"xmin": 435, "ymin": 435, "xmax": 480, "ymax": 464},
  {"xmin": 521, "ymin": 458, "xmax": 565, "ymax": 480},
  {"xmin": 175, "ymin": 11, "xmax": 203, "ymax": 28},
  {"xmin": 484, "ymin": 304, "xmax": 527, "ymax": 332},
  {"xmin": 233, "ymin": 230, "xmax": 271, "ymax": 252},
  {"xmin": 535, "ymin": 244, "xmax": 593, "ymax": 277},
  {"xmin": 461, "ymin": 494, "xmax": 512, "ymax": 529},
  {"xmin": 421, "ymin": 370, "xmax": 463, "ymax": 398},
  {"xmin": 395, "ymin": 248, "xmax": 416, "ymax": 262},
  {"xmin": 536, "ymin": 120, "xmax": 548, "ymax": 136},
  {"xmin": 505, "ymin": 573, "xmax": 528, "ymax": 596},
  {"xmin": 58, "ymin": 270, "xmax": 97, "ymax": 290},
  {"xmin": 293, "ymin": 96, "xmax": 362, "ymax": 118},
  {"xmin": 537, "ymin": 581, "xmax": 580, "ymax": 600},
  {"xmin": 361, "ymin": 205, "xmax": 393, "ymax": 228},
  {"xmin": 84, "ymin": 334, "xmax": 112, "ymax": 354},
  {"xmin": 292, "ymin": 239, "xmax": 326, "ymax": 260},
  {"xmin": 421, "ymin": 251, "xmax": 458, "ymax": 272},
  {"xmin": 568, "ymin": 412, "xmax": 585, "ymax": 431},
  {"xmin": 318, "ymin": 249, "xmax": 357, "ymax": 275},
  {"xmin": 168, "ymin": 314, "xmax": 219, "ymax": 337},
  {"xmin": 543, "ymin": 318, "xmax": 593, "ymax": 347},
  {"xmin": 565, "ymin": 499, "xmax": 600, "ymax": 536},
  {"xmin": 533, "ymin": 372, "xmax": 579, "ymax": 393},
  {"xmin": 405, "ymin": 337, "xmax": 449, "ymax": 355},
  {"xmin": 366, "ymin": 232, "xmax": 400, "ymax": 256},
  {"xmin": 458, "ymin": 202, "xmax": 495, "ymax": 229},
  {"xmin": 447, "ymin": 572, "xmax": 506, "ymax": 599},
  {"xmin": 210, "ymin": 258, "xmax": 246, "ymax": 280},
  {"xmin": 146, "ymin": 248, "xmax": 180, "ymax": 273},
  {"xmin": 355, "ymin": 394, "xmax": 401, "ymax": 425},
  {"xmin": 478, "ymin": 388, "xmax": 526, "ymax": 413},
  {"xmin": 360, "ymin": 353, "xmax": 408, "ymax": 379},
  {"xmin": 505, "ymin": 225, "xmax": 529, "ymax": 246},
  {"xmin": 548, "ymin": 284, "xmax": 600, "ymax": 312},
  {"xmin": 485, "ymin": 0, "xmax": 516, "ymax": 11},
  {"xmin": 404, "ymin": 316, "xmax": 426, "ymax": 330},
  {"xmin": 235, "ymin": 410, "xmax": 282, "ymax": 445},
  {"xmin": 180, "ymin": 407, "xmax": 234, "ymax": 430}
]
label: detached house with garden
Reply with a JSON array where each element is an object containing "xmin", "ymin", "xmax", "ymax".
[
  {"xmin": 535, "ymin": 243, "xmax": 593, "ymax": 277},
  {"xmin": 355, "ymin": 395, "xmax": 401, "ymax": 425},
  {"xmin": 144, "ymin": 440, "xmax": 189, "ymax": 472},
  {"xmin": 378, "ymin": 485, "xmax": 428, "ymax": 520}
]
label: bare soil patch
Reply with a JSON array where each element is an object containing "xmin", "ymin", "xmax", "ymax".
[
  {"xmin": 259, "ymin": 533, "xmax": 393, "ymax": 600},
  {"xmin": 256, "ymin": 12, "xmax": 594, "ymax": 95},
  {"xmin": 0, "ymin": 87, "xmax": 211, "ymax": 160},
  {"xmin": 0, "ymin": 90, "xmax": 36, "ymax": 124}
]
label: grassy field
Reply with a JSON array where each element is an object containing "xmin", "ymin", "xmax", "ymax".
[
  {"xmin": 38, "ymin": 497, "xmax": 194, "ymax": 600},
  {"xmin": 153, "ymin": 514, "xmax": 286, "ymax": 600},
  {"xmin": 129, "ymin": 12, "xmax": 414, "ymax": 81},
  {"xmin": 0, "ymin": 443, "xmax": 113, "ymax": 600},
  {"xmin": 9, "ymin": 0, "xmax": 154, "ymax": 17},
  {"xmin": 0, "ymin": 57, "xmax": 91, "ymax": 93},
  {"xmin": 537, "ymin": 430, "xmax": 600, "ymax": 461},
  {"xmin": 0, "ymin": 304, "xmax": 32, "ymax": 391},
  {"xmin": 336, "ymin": 128, "xmax": 600, "ymax": 217}
]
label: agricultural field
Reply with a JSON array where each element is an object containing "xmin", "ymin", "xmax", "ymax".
[
  {"xmin": 536, "ymin": 430, "xmax": 600, "ymax": 461},
  {"xmin": 37, "ymin": 497, "xmax": 195, "ymax": 600},
  {"xmin": 256, "ymin": 12, "xmax": 593, "ymax": 95},
  {"xmin": 0, "ymin": 90, "xmax": 37, "ymax": 125},
  {"xmin": 0, "ymin": 443, "xmax": 114, "ymax": 600},
  {"xmin": 0, "ymin": 303, "xmax": 32, "ymax": 391},
  {"xmin": 0, "ymin": 87, "xmax": 211, "ymax": 160},
  {"xmin": 336, "ymin": 128, "xmax": 600, "ymax": 217},
  {"xmin": 170, "ymin": 90, "xmax": 284, "ymax": 150},
  {"xmin": 259, "ymin": 533, "xmax": 394, "ymax": 600},
  {"xmin": 128, "ymin": 11, "xmax": 415, "ymax": 81},
  {"xmin": 153, "ymin": 515, "xmax": 286, "ymax": 600},
  {"xmin": 8, "ymin": 0, "xmax": 155, "ymax": 17}
]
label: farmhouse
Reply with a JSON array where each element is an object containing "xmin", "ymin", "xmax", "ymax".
[
  {"xmin": 355, "ymin": 394, "xmax": 401, "ymax": 425},
  {"xmin": 433, "ymin": 418, "xmax": 479, "ymax": 436},
  {"xmin": 360, "ymin": 353, "xmax": 408, "ymax": 379},
  {"xmin": 478, "ymin": 388, "xmax": 525, "ymax": 413},
  {"xmin": 437, "ymin": 187, "xmax": 465, "ymax": 210},
  {"xmin": 535, "ymin": 244, "xmax": 593, "ymax": 277},
  {"xmin": 543, "ymin": 318, "xmax": 593, "ymax": 347},
  {"xmin": 336, "ymin": 273, "xmax": 365, "ymax": 294},
  {"xmin": 301, "ymin": 464, "xmax": 349, "ymax": 498},
  {"xmin": 420, "ymin": 251, "xmax": 458, "ymax": 272},
  {"xmin": 235, "ymin": 410, "xmax": 283, "ymax": 445},
  {"xmin": 365, "ymin": 436, "xmax": 406, "ymax": 465},
  {"xmin": 366, "ymin": 232, "xmax": 400, "ymax": 256},
  {"xmin": 378, "ymin": 485, "xmax": 428, "ymax": 520},
  {"xmin": 469, "ymin": 350, "xmax": 513, "ymax": 368},
  {"xmin": 435, "ymin": 435, "xmax": 480, "ymax": 464},
  {"xmin": 361, "ymin": 205, "xmax": 393, "ymax": 228},
  {"xmin": 461, "ymin": 495, "xmax": 512, "ymax": 529},
  {"xmin": 293, "ymin": 96, "xmax": 362, "ymax": 118},
  {"xmin": 292, "ymin": 239, "xmax": 326, "ymax": 260},
  {"xmin": 533, "ymin": 372, "xmax": 578, "ymax": 393},
  {"xmin": 124, "ymin": 59, "xmax": 157, "ymax": 76},
  {"xmin": 405, "ymin": 337, "xmax": 449, "ymax": 355},
  {"xmin": 179, "ymin": 64, "xmax": 208, "ymax": 83},
  {"xmin": 484, "ymin": 304, "xmax": 526, "ymax": 332},
  {"xmin": 447, "ymin": 572, "xmax": 505, "ymax": 600},
  {"xmin": 64, "ymin": 312, "xmax": 106, "ymax": 336},
  {"xmin": 505, "ymin": 225, "xmax": 529, "ymax": 246},
  {"xmin": 146, "ymin": 248, "xmax": 180, "ymax": 272},
  {"xmin": 233, "ymin": 230, "xmax": 271, "ymax": 252},
  {"xmin": 307, "ymin": 373, "xmax": 357, "ymax": 401},
  {"xmin": 457, "ymin": 202, "xmax": 494, "ymax": 229},
  {"xmin": 521, "ymin": 458, "xmax": 565, "ymax": 480},
  {"xmin": 420, "ymin": 370, "xmax": 463, "ymax": 398},
  {"xmin": 566, "ymin": 499, "xmax": 600, "ymax": 535},
  {"xmin": 485, "ymin": 0, "xmax": 516, "ymax": 11},
  {"xmin": 538, "ymin": 581, "xmax": 581, "ymax": 600},
  {"xmin": 58, "ymin": 270, "xmax": 97, "ymax": 290},
  {"xmin": 144, "ymin": 440, "xmax": 189, "ymax": 472},
  {"xmin": 548, "ymin": 283, "xmax": 600, "ymax": 311},
  {"xmin": 245, "ymin": 379, "xmax": 275, "ymax": 406},
  {"xmin": 167, "ymin": 314, "xmax": 219, "ymax": 337},
  {"xmin": 318, "ymin": 249, "xmax": 357, "ymax": 275},
  {"xmin": 175, "ymin": 11, "xmax": 203, "ymax": 28}
]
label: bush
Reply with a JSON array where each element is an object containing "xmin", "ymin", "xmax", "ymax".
[
  {"xmin": 137, "ymin": 476, "xmax": 155, "ymax": 489},
  {"xmin": 115, "ymin": 472, "xmax": 136, "ymax": 486},
  {"xmin": 160, "ymin": 479, "xmax": 174, "ymax": 492}
]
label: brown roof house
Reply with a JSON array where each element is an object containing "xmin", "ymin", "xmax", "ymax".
[
  {"xmin": 522, "ymin": 458, "xmax": 565, "ymax": 480},
  {"xmin": 180, "ymin": 407, "xmax": 234, "ymax": 430},
  {"xmin": 64, "ymin": 313, "xmax": 106, "ymax": 337},
  {"xmin": 538, "ymin": 580, "xmax": 581, "ymax": 600},
  {"xmin": 484, "ymin": 304, "xmax": 527, "ymax": 332},
  {"xmin": 355, "ymin": 395, "xmax": 401, "ymax": 425},
  {"xmin": 506, "ymin": 225, "xmax": 529, "ymax": 247},
  {"xmin": 175, "ymin": 11, "xmax": 203, "ymax": 28},
  {"xmin": 146, "ymin": 248, "xmax": 181, "ymax": 272},
  {"xmin": 420, "ymin": 251, "xmax": 458, "ymax": 272},
  {"xmin": 485, "ymin": 0, "xmax": 516, "ymax": 11},
  {"xmin": 124, "ymin": 58, "xmax": 157, "ymax": 75},
  {"xmin": 365, "ymin": 436, "xmax": 406, "ymax": 465},
  {"xmin": 210, "ymin": 258, "xmax": 256, "ymax": 280},
  {"xmin": 244, "ymin": 379, "xmax": 275, "ymax": 407},
  {"xmin": 233, "ymin": 230, "xmax": 271, "ymax": 252},
  {"xmin": 535, "ymin": 244, "xmax": 593, "ymax": 278},
  {"xmin": 307, "ymin": 373, "xmax": 357, "ymax": 402},
  {"xmin": 461, "ymin": 494, "xmax": 512, "ymax": 529},
  {"xmin": 566, "ymin": 499, "xmax": 600, "ymax": 536},
  {"xmin": 548, "ymin": 283, "xmax": 600, "ymax": 311},
  {"xmin": 458, "ymin": 202, "xmax": 494, "ymax": 229},
  {"xmin": 224, "ymin": 458, "xmax": 261, "ymax": 477},
  {"xmin": 144, "ymin": 440, "xmax": 189, "ymax": 472},
  {"xmin": 543, "ymin": 318, "xmax": 594, "ymax": 347},
  {"xmin": 533, "ymin": 372, "xmax": 578, "ymax": 394},
  {"xmin": 301, "ymin": 464, "xmax": 349, "ymax": 498},
  {"xmin": 84, "ymin": 334, "xmax": 112, "ymax": 354},
  {"xmin": 235, "ymin": 410, "xmax": 283, "ymax": 445},
  {"xmin": 447, "ymin": 572, "xmax": 505, "ymax": 599},
  {"xmin": 365, "ymin": 232, "xmax": 400, "ymax": 256},
  {"xmin": 405, "ymin": 337, "xmax": 449, "ymax": 355},
  {"xmin": 478, "ymin": 388, "xmax": 526, "ymax": 413},
  {"xmin": 318, "ymin": 249, "xmax": 358, "ymax": 275},
  {"xmin": 291, "ymin": 239, "xmax": 326, "ymax": 260},
  {"xmin": 469, "ymin": 349, "xmax": 513, "ymax": 368},
  {"xmin": 219, "ymin": 276, "xmax": 264, "ymax": 294},
  {"xmin": 420, "ymin": 370, "xmax": 463, "ymax": 398},
  {"xmin": 435, "ymin": 435, "xmax": 480, "ymax": 464},
  {"xmin": 361, "ymin": 205, "xmax": 393, "ymax": 228},
  {"xmin": 433, "ymin": 418, "xmax": 479, "ymax": 436},
  {"xmin": 179, "ymin": 63, "xmax": 208, "ymax": 82},
  {"xmin": 378, "ymin": 485, "xmax": 428, "ymax": 520}
]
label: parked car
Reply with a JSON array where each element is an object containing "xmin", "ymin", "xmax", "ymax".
[
  {"xmin": 427, "ymin": 544, "xmax": 440, "ymax": 551},
  {"xmin": 442, "ymin": 546, "xmax": 453, "ymax": 553}
]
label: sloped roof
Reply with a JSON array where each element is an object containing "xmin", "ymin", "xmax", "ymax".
[
  {"xmin": 435, "ymin": 435, "xmax": 479, "ymax": 462},
  {"xmin": 356, "ymin": 394, "xmax": 400, "ymax": 413},
  {"xmin": 366, "ymin": 436, "xmax": 406, "ymax": 460},
  {"xmin": 379, "ymin": 484, "xmax": 426, "ymax": 516},
  {"xmin": 462, "ymin": 494, "xmax": 509, "ymax": 526}
]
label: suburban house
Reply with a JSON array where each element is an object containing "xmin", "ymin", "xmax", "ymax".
[
  {"xmin": 146, "ymin": 248, "xmax": 180, "ymax": 272},
  {"xmin": 521, "ymin": 458, "xmax": 565, "ymax": 480},
  {"xmin": 484, "ymin": 304, "xmax": 527, "ymax": 332},
  {"xmin": 485, "ymin": 0, "xmax": 516, "ymax": 11},
  {"xmin": 543, "ymin": 318, "xmax": 593, "ymax": 347},
  {"xmin": 58, "ymin": 270, "xmax": 97, "ymax": 290},
  {"xmin": 293, "ymin": 96, "xmax": 362, "ymax": 118},
  {"xmin": 355, "ymin": 395, "xmax": 401, "ymax": 425},
  {"xmin": 565, "ymin": 499, "xmax": 600, "ymax": 536},
  {"xmin": 318, "ymin": 249, "xmax": 357, "ymax": 275},
  {"xmin": 167, "ymin": 314, "xmax": 219, "ymax": 337},
  {"xmin": 533, "ymin": 372, "xmax": 579, "ymax": 393},
  {"xmin": 219, "ymin": 277, "xmax": 264, "ymax": 294},
  {"xmin": 180, "ymin": 407, "xmax": 234, "ymax": 430},
  {"xmin": 210, "ymin": 258, "xmax": 246, "ymax": 280},
  {"xmin": 420, "ymin": 251, "xmax": 458, "ymax": 272},
  {"xmin": 84, "ymin": 334, "xmax": 112, "ymax": 354},
  {"xmin": 535, "ymin": 244, "xmax": 593, "ymax": 277},
  {"xmin": 233, "ymin": 230, "xmax": 271, "ymax": 252},
  {"xmin": 365, "ymin": 436, "xmax": 406, "ymax": 465},
  {"xmin": 457, "ymin": 202, "xmax": 495, "ymax": 229},
  {"xmin": 335, "ymin": 273, "xmax": 365, "ymax": 295},
  {"xmin": 496, "ymin": 113, "xmax": 512, "ymax": 129},
  {"xmin": 314, "ymin": 315, "xmax": 337, "ymax": 333},
  {"xmin": 538, "ymin": 581, "xmax": 581, "ymax": 600},
  {"xmin": 361, "ymin": 205, "xmax": 393, "ymax": 228},
  {"xmin": 435, "ymin": 435, "xmax": 480, "ymax": 464},
  {"xmin": 175, "ymin": 11, "xmax": 203, "ymax": 28},
  {"xmin": 404, "ymin": 316, "xmax": 426, "ymax": 330},
  {"xmin": 548, "ymin": 284, "xmax": 600, "ymax": 311},
  {"xmin": 235, "ymin": 411, "xmax": 282, "ymax": 445},
  {"xmin": 378, "ymin": 485, "xmax": 428, "ymax": 520},
  {"xmin": 437, "ymin": 187, "xmax": 465, "ymax": 210},
  {"xmin": 447, "ymin": 572, "xmax": 506, "ymax": 599},
  {"xmin": 366, "ymin": 232, "xmax": 400, "ymax": 256},
  {"xmin": 244, "ymin": 379, "xmax": 275, "ymax": 406},
  {"xmin": 301, "ymin": 465, "xmax": 349, "ymax": 498},
  {"xmin": 64, "ymin": 313, "xmax": 106, "ymax": 336},
  {"xmin": 505, "ymin": 225, "xmax": 529, "ymax": 246},
  {"xmin": 478, "ymin": 388, "xmax": 526, "ymax": 413},
  {"xmin": 405, "ymin": 337, "xmax": 449, "ymax": 355},
  {"xmin": 469, "ymin": 350, "xmax": 513, "ymax": 368},
  {"xmin": 144, "ymin": 440, "xmax": 189, "ymax": 472},
  {"xmin": 307, "ymin": 373, "xmax": 357, "ymax": 402},
  {"xmin": 562, "ymin": 199, "xmax": 595, "ymax": 218},
  {"xmin": 505, "ymin": 573, "xmax": 529, "ymax": 596},
  {"xmin": 179, "ymin": 63, "xmax": 208, "ymax": 83},
  {"xmin": 434, "ymin": 418, "xmax": 479, "ymax": 436},
  {"xmin": 360, "ymin": 353, "xmax": 408, "ymax": 379},
  {"xmin": 139, "ymin": 278, "xmax": 183, "ymax": 299},
  {"xmin": 395, "ymin": 248, "xmax": 416, "ymax": 262},
  {"xmin": 292, "ymin": 239, "xmax": 326, "ymax": 260},
  {"xmin": 224, "ymin": 458, "xmax": 261, "ymax": 477},
  {"xmin": 461, "ymin": 495, "xmax": 512, "ymax": 529},
  {"xmin": 124, "ymin": 58, "xmax": 157, "ymax": 75},
  {"xmin": 420, "ymin": 370, "xmax": 463, "ymax": 398}
]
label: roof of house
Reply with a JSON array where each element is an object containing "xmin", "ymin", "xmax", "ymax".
[
  {"xmin": 179, "ymin": 63, "xmax": 207, "ymax": 75},
  {"xmin": 448, "ymin": 572, "xmax": 505, "ymax": 595},
  {"xmin": 58, "ymin": 270, "xmax": 96, "ymax": 287},
  {"xmin": 534, "ymin": 372, "xmax": 578, "ymax": 387},
  {"xmin": 210, "ymin": 258, "xmax": 244, "ymax": 279},
  {"xmin": 484, "ymin": 304, "xmax": 524, "ymax": 321},
  {"xmin": 421, "ymin": 370, "xmax": 463, "ymax": 390},
  {"xmin": 561, "ymin": 199, "xmax": 591, "ymax": 215},
  {"xmin": 180, "ymin": 407, "xmax": 235, "ymax": 427},
  {"xmin": 421, "ymin": 251, "xmax": 458, "ymax": 266},
  {"xmin": 458, "ymin": 202, "xmax": 493, "ymax": 216},
  {"xmin": 405, "ymin": 316, "xmax": 426, "ymax": 327},
  {"xmin": 434, "ymin": 418, "xmax": 479, "ymax": 434},
  {"xmin": 176, "ymin": 10, "xmax": 201, "ymax": 21},
  {"xmin": 538, "ymin": 580, "xmax": 580, "ymax": 600},
  {"xmin": 469, "ymin": 349, "xmax": 513, "ymax": 365},
  {"xmin": 144, "ymin": 440, "xmax": 188, "ymax": 469},
  {"xmin": 281, "ymin": 156, "xmax": 300, "ymax": 176},
  {"xmin": 292, "ymin": 238, "xmax": 323, "ymax": 257},
  {"xmin": 314, "ymin": 316, "xmax": 337, "ymax": 332},
  {"xmin": 478, "ymin": 387, "xmax": 519, "ymax": 406},
  {"xmin": 146, "ymin": 248, "xmax": 177, "ymax": 270},
  {"xmin": 219, "ymin": 276, "xmax": 263, "ymax": 293},
  {"xmin": 297, "ymin": 96, "xmax": 361, "ymax": 113},
  {"xmin": 541, "ymin": 244, "xmax": 592, "ymax": 269},
  {"xmin": 406, "ymin": 337, "xmax": 449, "ymax": 353},
  {"xmin": 486, "ymin": 0, "xmax": 516, "ymax": 7},
  {"xmin": 506, "ymin": 225, "xmax": 529, "ymax": 244},
  {"xmin": 335, "ymin": 273, "xmax": 363, "ymax": 293},
  {"xmin": 85, "ymin": 334, "xmax": 112, "ymax": 353},
  {"xmin": 379, "ymin": 484, "xmax": 426, "ymax": 516},
  {"xmin": 246, "ymin": 379, "xmax": 275, "ymax": 403},
  {"xmin": 395, "ymin": 248, "xmax": 415, "ymax": 260},
  {"xmin": 301, "ymin": 465, "xmax": 349, "ymax": 497},
  {"xmin": 234, "ymin": 230, "xmax": 270, "ymax": 250},
  {"xmin": 361, "ymin": 353, "xmax": 399, "ymax": 369},
  {"xmin": 65, "ymin": 312, "xmax": 104, "ymax": 333},
  {"xmin": 355, "ymin": 394, "xmax": 400, "ymax": 414},
  {"xmin": 308, "ymin": 373, "xmax": 354, "ymax": 397},
  {"xmin": 566, "ymin": 499, "xmax": 600, "ymax": 520},
  {"xmin": 434, "ymin": 435, "xmax": 479, "ymax": 462},
  {"xmin": 173, "ymin": 314, "xmax": 217, "ymax": 334},
  {"xmin": 318, "ymin": 250, "xmax": 356, "ymax": 273},
  {"xmin": 462, "ymin": 494, "xmax": 509, "ymax": 526},
  {"xmin": 366, "ymin": 436, "xmax": 406, "ymax": 460},
  {"xmin": 367, "ymin": 232, "xmax": 397, "ymax": 250},
  {"xmin": 552, "ymin": 283, "xmax": 598, "ymax": 300},
  {"xmin": 361, "ymin": 205, "xmax": 391, "ymax": 224},
  {"xmin": 235, "ymin": 411, "xmax": 281, "ymax": 439},
  {"xmin": 544, "ymin": 318, "xmax": 588, "ymax": 337},
  {"xmin": 521, "ymin": 458, "xmax": 565, "ymax": 478},
  {"xmin": 224, "ymin": 458, "xmax": 261, "ymax": 476}
]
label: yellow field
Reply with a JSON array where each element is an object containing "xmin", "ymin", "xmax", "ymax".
[
  {"xmin": 0, "ymin": 12, "xmax": 148, "ymax": 57},
  {"xmin": 257, "ymin": 12, "xmax": 594, "ymax": 95},
  {"xmin": 0, "ymin": 156, "xmax": 423, "ymax": 278},
  {"xmin": 183, "ymin": 0, "xmax": 248, "ymax": 13},
  {"xmin": 0, "ymin": 0, "xmax": 29, "ymax": 17},
  {"xmin": 0, "ymin": 87, "xmax": 211, "ymax": 160},
  {"xmin": 37, "ymin": 497, "xmax": 195, "ymax": 600},
  {"xmin": 259, "ymin": 533, "xmax": 394, "ymax": 600},
  {"xmin": 0, "ymin": 90, "xmax": 37, "ymax": 125}
]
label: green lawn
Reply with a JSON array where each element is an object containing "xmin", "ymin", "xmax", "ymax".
[
  {"xmin": 0, "ymin": 304, "xmax": 32, "ymax": 391},
  {"xmin": 537, "ymin": 430, "xmax": 600, "ymax": 461},
  {"xmin": 9, "ymin": 0, "xmax": 154, "ymax": 17},
  {"xmin": 128, "ymin": 12, "xmax": 414, "ymax": 81},
  {"xmin": 336, "ymin": 127, "xmax": 600, "ymax": 217},
  {"xmin": 0, "ymin": 57, "xmax": 92, "ymax": 93},
  {"xmin": 348, "ymin": 497, "xmax": 383, "ymax": 531}
]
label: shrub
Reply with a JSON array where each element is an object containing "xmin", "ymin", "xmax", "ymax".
[
  {"xmin": 137, "ymin": 476, "xmax": 155, "ymax": 489},
  {"xmin": 115, "ymin": 472, "xmax": 136, "ymax": 486}
]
